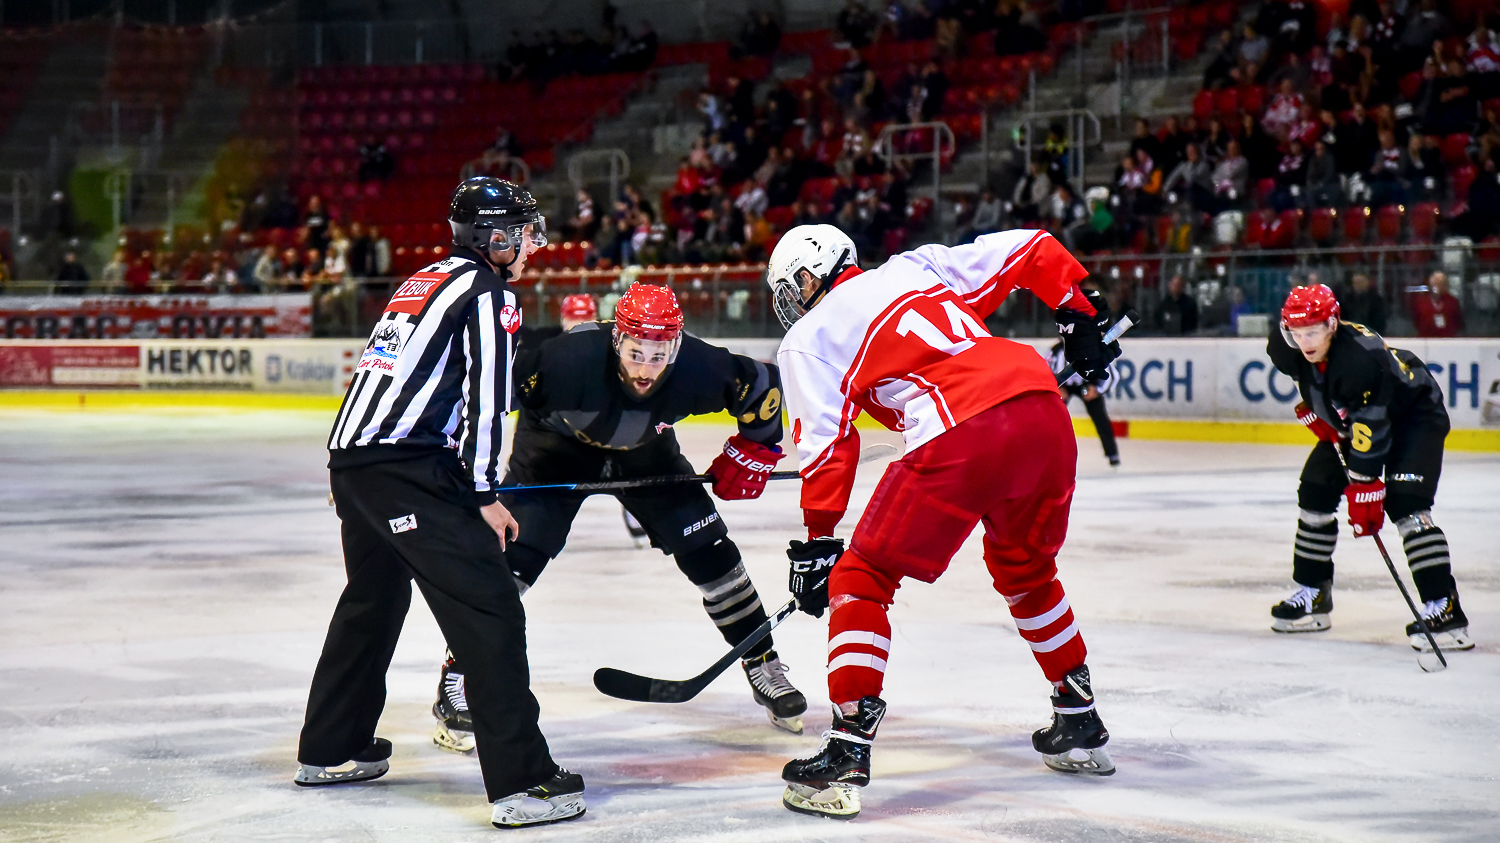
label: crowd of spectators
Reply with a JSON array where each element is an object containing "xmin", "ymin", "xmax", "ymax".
[{"xmin": 496, "ymin": 5, "xmax": 658, "ymax": 85}]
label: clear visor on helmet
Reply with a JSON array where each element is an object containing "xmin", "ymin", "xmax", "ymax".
[
  {"xmin": 487, "ymin": 218, "xmax": 548, "ymax": 254},
  {"xmin": 614, "ymin": 331, "xmax": 682, "ymax": 366},
  {"xmin": 1280, "ymin": 317, "xmax": 1336, "ymax": 348}
]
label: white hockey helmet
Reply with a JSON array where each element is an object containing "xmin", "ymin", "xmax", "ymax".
[{"xmin": 766, "ymin": 223, "xmax": 858, "ymax": 330}]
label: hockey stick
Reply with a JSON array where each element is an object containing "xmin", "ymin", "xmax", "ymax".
[
  {"xmin": 1053, "ymin": 309, "xmax": 1139, "ymax": 386},
  {"xmin": 1329, "ymin": 446, "xmax": 1447, "ymax": 672},
  {"xmin": 498, "ymin": 442, "xmax": 900, "ymax": 494},
  {"xmin": 594, "ymin": 598, "xmax": 802, "ymax": 703}
]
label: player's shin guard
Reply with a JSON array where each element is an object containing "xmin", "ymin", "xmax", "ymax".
[
  {"xmin": 1291, "ymin": 511, "xmax": 1338, "ymax": 587},
  {"xmin": 782, "ymin": 696, "xmax": 886, "ymax": 820},
  {"xmin": 826, "ymin": 551, "xmax": 899, "ymax": 706},
  {"xmin": 1005, "ymin": 578, "xmax": 1086, "ymax": 684}
]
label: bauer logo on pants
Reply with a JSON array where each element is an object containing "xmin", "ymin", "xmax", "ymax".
[{"xmin": 389, "ymin": 514, "xmax": 418, "ymax": 534}]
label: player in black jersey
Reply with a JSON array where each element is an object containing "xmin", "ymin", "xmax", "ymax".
[
  {"xmin": 1266, "ymin": 284, "xmax": 1472, "ymax": 651},
  {"xmin": 431, "ymin": 282, "xmax": 808, "ymax": 753}
]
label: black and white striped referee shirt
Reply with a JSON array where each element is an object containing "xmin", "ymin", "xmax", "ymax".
[{"xmin": 328, "ymin": 247, "xmax": 520, "ymax": 504}]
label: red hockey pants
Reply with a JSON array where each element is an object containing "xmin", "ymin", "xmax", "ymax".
[{"xmin": 828, "ymin": 391, "xmax": 1087, "ymax": 705}]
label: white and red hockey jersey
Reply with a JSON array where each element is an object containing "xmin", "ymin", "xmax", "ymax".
[{"xmin": 777, "ymin": 230, "xmax": 1089, "ymax": 534}]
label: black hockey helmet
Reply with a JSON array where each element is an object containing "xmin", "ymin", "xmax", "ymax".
[{"xmin": 448, "ymin": 177, "xmax": 547, "ymax": 266}]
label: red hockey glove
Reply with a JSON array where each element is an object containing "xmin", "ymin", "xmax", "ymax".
[
  {"xmin": 1344, "ymin": 479, "xmax": 1386, "ymax": 537},
  {"xmin": 707, "ymin": 434, "xmax": 785, "ymax": 500},
  {"xmin": 1294, "ymin": 402, "xmax": 1341, "ymax": 443}
]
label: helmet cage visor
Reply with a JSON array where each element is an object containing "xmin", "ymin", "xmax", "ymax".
[{"xmin": 613, "ymin": 330, "xmax": 681, "ymax": 366}]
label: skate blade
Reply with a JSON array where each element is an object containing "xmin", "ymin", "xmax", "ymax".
[
  {"xmin": 491, "ymin": 793, "xmax": 586, "ymax": 828},
  {"xmin": 1271, "ymin": 614, "xmax": 1331, "ymax": 633},
  {"xmin": 1409, "ymin": 627, "xmax": 1474, "ymax": 652},
  {"xmin": 1042, "ymin": 746, "xmax": 1116, "ymax": 776},
  {"xmin": 782, "ymin": 782, "xmax": 861, "ymax": 819},
  {"xmin": 767, "ymin": 709, "xmax": 804, "ymax": 735},
  {"xmin": 432, "ymin": 723, "xmax": 476, "ymax": 755},
  {"xmin": 293, "ymin": 759, "xmax": 389, "ymax": 786}
]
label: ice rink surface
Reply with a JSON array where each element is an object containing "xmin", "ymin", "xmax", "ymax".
[{"xmin": 0, "ymin": 408, "xmax": 1496, "ymax": 843}]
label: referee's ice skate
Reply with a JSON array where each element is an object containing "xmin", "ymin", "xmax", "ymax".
[
  {"xmin": 491, "ymin": 769, "xmax": 586, "ymax": 828},
  {"xmin": 1032, "ymin": 666, "xmax": 1115, "ymax": 775},
  {"xmin": 294, "ymin": 738, "xmax": 392, "ymax": 786}
]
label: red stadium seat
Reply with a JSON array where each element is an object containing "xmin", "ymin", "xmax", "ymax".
[
  {"xmin": 1440, "ymin": 133, "xmax": 1471, "ymax": 168},
  {"xmin": 1374, "ymin": 204, "xmax": 1403, "ymax": 240},
  {"xmin": 1242, "ymin": 209, "xmax": 1272, "ymax": 247},
  {"xmin": 1342, "ymin": 205, "xmax": 1368, "ymax": 243},
  {"xmin": 1307, "ymin": 207, "xmax": 1336, "ymax": 244},
  {"xmin": 1451, "ymin": 165, "xmax": 1476, "ymax": 202},
  {"xmin": 1409, "ymin": 202, "xmax": 1440, "ymax": 242},
  {"xmin": 1193, "ymin": 89, "xmax": 1214, "ymax": 121}
]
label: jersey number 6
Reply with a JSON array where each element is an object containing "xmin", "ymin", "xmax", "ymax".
[{"xmin": 1350, "ymin": 422, "xmax": 1373, "ymax": 452}]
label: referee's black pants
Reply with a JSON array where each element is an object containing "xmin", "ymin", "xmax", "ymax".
[{"xmin": 298, "ymin": 450, "xmax": 558, "ymax": 801}]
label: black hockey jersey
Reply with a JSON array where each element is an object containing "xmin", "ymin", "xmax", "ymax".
[
  {"xmin": 1267, "ymin": 322, "xmax": 1446, "ymax": 477},
  {"xmin": 516, "ymin": 322, "xmax": 782, "ymax": 452}
]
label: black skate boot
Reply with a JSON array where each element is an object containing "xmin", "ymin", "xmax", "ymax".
[
  {"xmin": 431, "ymin": 653, "xmax": 474, "ymax": 754},
  {"xmin": 1406, "ymin": 589, "xmax": 1474, "ymax": 652},
  {"xmin": 621, "ymin": 505, "xmax": 648, "ymax": 549},
  {"xmin": 1271, "ymin": 581, "xmax": 1333, "ymax": 633},
  {"xmin": 294, "ymin": 737, "xmax": 392, "ymax": 786},
  {"xmin": 1033, "ymin": 665, "xmax": 1115, "ymax": 775},
  {"xmin": 781, "ymin": 696, "xmax": 886, "ymax": 820},
  {"xmin": 744, "ymin": 650, "xmax": 808, "ymax": 734},
  {"xmin": 491, "ymin": 767, "xmax": 586, "ymax": 828}
]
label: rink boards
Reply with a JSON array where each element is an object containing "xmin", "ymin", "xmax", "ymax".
[{"xmin": 2, "ymin": 336, "xmax": 1498, "ymax": 449}]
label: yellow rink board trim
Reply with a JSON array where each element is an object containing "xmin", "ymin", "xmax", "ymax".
[{"xmin": 3, "ymin": 390, "xmax": 1498, "ymax": 451}]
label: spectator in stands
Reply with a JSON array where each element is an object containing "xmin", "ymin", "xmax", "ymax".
[
  {"xmin": 1338, "ymin": 272, "xmax": 1387, "ymax": 333},
  {"xmin": 1424, "ymin": 58, "xmax": 1478, "ymax": 136},
  {"xmin": 1368, "ymin": 128, "xmax": 1405, "ymax": 207},
  {"xmin": 835, "ymin": 0, "xmax": 878, "ymax": 49},
  {"xmin": 1012, "ymin": 159, "xmax": 1052, "ymax": 226},
  {"xmin": 1154, "ymin": 273, "xmax": 1200, "ymax": 335},
  {"xmin": 993, "ymin": 0, "xmax": 1047, "ymax": 56},
  {"xmin": 368, "ymin": 226, "xmax": 392, "ymax": 276},
  {"xmin": 790, "ymin": 199, "xmax": 824, "ymax": 228},
  {"xmin": 55, "ymin": 251, "xmax": 89, "ymax": 294},
  {"xmin": 323, "ymin": 226, "xmax": 350, "ymax": 282},
  {"xmin": 767, "ymin": 146, "xmax": 807, "ymax": 206},
  {"xmin": 918, "ymin": 61, "xmax": 948, "ymax": 121},
  {"xmin": 743, "ymin": 208, "xmax": 774, "ymax": 261},
  {"xmin": 1238, "ymin": 23, "xmax": 1270, "ymax": 73},
  {"xmin": 1263, "ymin": 78, "xmax": 1305, "ymax": 141},
  {"xmin": 727, "ymin": 75, "xmax": 757, "ymax": 128},
  {"xmin": 735, "ymin": 178, "xmax": 769, "ymax": 219},
  {"xmin": 1203, "ymin": 29, "xmax": 1240, "ymax": 90},
  {"xmin": 253, "ymin": 245, "xmax": 280, "ymax": 290},
  {"xmin": 697, "ymin": 91, "xmax": 727, "ymax": 135},
  {"xmin": 1307, "ymin": 138, "xmax": 1342, "ymax": 207},
  {"xmin": 1451, "ymin": 156, "xmax": 1500, "ymax": 240},
  {"xmin": 1322, "ymin": 39, "xmax": 1361, "ymax": 113},
  {"xmin": 300, "ymin": 248, "xmax": 327, "ymax": 289},
  {"xmin": 1114, "ymin": 152, "xmax": 1148, "ymax": 219},
  {"xmin": 736, "ymin": 11, "xmax": 781, "ymax": 58},
  {"xmin": 852, "ymin": 69, "xmax": 887, "ymax": 125},
  {"xmin": 276, "ymin": 247, "xmax": 302, "ymax": 290},
  {"xmin": 1164, "ymin": 142, "xmax": 1214, "ymax": 214},
  {"xmin": 1268, "ymin": 51, "xmax": 1311, "ymax": 97},
  {"xmin": 566, "ymin": 189, "xmax": 598, "ymax": 242},
  {"xmin": 124, "ymin": 250, "xmax": 152, "ymax": 294},
  {"xmin": 1336, "ymin": 101, "xmax": 1379, "ymax": 176},
  {"xmin": 303, "ymin": 195, "xmax": 329, "ymax": 252},
  {"xmin": 1239, "ymin": 111, "xmax": 1280, "ymax": 182},
  {"xmin": 1156, "ymin": 116, "xmax": 1187, "ymax": 172},
  {"xmin": 1397, "ymin": 0, "xmax": 1450, "ymax": 75},
  {"xmin": 1271, "ymin": 139, "xmax": 1309, "ymax": 212},
  {"xmin": 1201, "ymin": 117, "xmax": 1230, "ymax": 163},
  {"xmin": 1065, "ymin": 187, "xmax": 1114, "ymax": 255},
  {"xmin": 358, "ymin": 135, "xmax": 395, "ymax": 182},
  {"xmin": 1048, "ymin": 183, "xmax": 1089, "ymax": 239},
  {"xmin": 963, "ymin": 187, "xmax": 1003, "ymax": 243},
  {"xmin": 200, "ymin": 258, "xmax": 235, "ymax": 294},
  {"xmin": 1129, "ymin": 118, "xmax": 1159, "ymax": 163},
  {"xmin": 99, "ymin": 249, "xmax": 127, "ymax": 292},
  {"xmin": 1466, "ymin": 19, "xmax": 1500, "ymax": 98},
  {"xmin": 1402, "ymin": 133, "xmax": 1446, "ymax": 202},
  {"xmin": 1411, "ymin": 270, "xmax": 1464, "ymax": 337}
]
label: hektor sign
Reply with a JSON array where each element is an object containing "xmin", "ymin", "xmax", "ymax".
[{"xmin": 0, "ymin": 339, "xmax": 365, "ymax": 394}]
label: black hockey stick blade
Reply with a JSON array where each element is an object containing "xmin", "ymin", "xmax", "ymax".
[
  {"xmin": 593, "ymin": 599, "xmax": 801, "ymax": 703},
  {"xmin": 1054, "ymin": 310, "xmax": 1138, "ymax": 385}
]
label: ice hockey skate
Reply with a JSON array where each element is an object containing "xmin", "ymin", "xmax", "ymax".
[
  {"xmin": 1406, "ymin": 590, "xmax": 1474, "ymax": 651},
  {"xmin": 431, "ymin": 654, "xmax": 474, "ymax": 754},
  {"xmin": 1271, "ymin": 581, "xmax": 1333, "ymax": 633},
  {"xmin": 491, "ymin": 768, "xmax": 586, "ymax": 828},
  {"xmin": 294, "ymin": 737, "xmax": 391, "ymax": 786},
  {"xmin": 781, "ymin": 695, "xmax": 885, "ymax": 819},
  {"xmin": 1033, "ymin": 666, "xmax": 1115, "ymax": 775},
  {"xmin": 744, "ymin": 651, "xmax": 807, "ymax": 733},
  {"xmin": 621, "ymin": 505, "xmax": 648, "ymax": 549}
]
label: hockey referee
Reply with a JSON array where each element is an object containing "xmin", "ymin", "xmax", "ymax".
[{"xmin": 294, "ymin": 177, "xmax": 587, "ymax": 829}]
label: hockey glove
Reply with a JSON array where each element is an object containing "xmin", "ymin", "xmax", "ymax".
[
  {"xmin": 1344, "ymin": 478, "xmax": 1386, "ymax": 537},
  {"xmin": 707, "ymin": 434, "xmax": 785, "ymax": 500},
  {"xmin": 787, "ymin": 537, "xmax": 843, "ymax": 618},
  {"xmin": 1055, "ymin": 288, "xmax": 1120, "ymax": 384},
  {"xmin": 1294, "ymin": 402, "xmax": 1341, "ymax": 443}
]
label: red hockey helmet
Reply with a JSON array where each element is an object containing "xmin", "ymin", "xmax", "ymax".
[
  {"xmin": 560, "ymin": 293, "xmax": 598, "ymax": 323},
  {"xmin": 1280, "ymin": 284, "xmax": 1340, "ymax": 346},
  {"xmin": 613, "ymin": 282, "xmax": 684, "ymax": 363}
]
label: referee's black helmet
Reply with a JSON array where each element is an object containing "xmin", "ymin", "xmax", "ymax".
[{"xmin": 448, "ymin": 177, "xmax": 547, "ymax": 263}]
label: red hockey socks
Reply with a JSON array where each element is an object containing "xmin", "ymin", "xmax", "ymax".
[
  {"xmin": 826, "ymin": 550, "xmax": 901, "ymax": 706},
  {"xmin": 1004, "ymin": 578, "xmax": 1086, "ymax": 684}
]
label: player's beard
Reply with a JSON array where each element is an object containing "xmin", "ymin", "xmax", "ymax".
[{"xmin": 617, "ymin": 360, "xmax": 672, "ymax": 401}]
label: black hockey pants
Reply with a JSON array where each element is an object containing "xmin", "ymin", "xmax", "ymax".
[{"xmin": 299, "ymin": 449, "xmax": 558, "ymax": 801}]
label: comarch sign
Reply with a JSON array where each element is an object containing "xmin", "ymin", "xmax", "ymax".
[{"xmin": 1022, "ymin": 337, "xmax": 1500, "ymax": 430}]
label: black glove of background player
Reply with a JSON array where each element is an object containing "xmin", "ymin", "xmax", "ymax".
[
  {"xmin": 787, "ymin": 538, "xmax": 843, "ymax": 618},
  {"xmin": 1055, "ymin": 288, "xmax": 1121, "ymax": 383}
]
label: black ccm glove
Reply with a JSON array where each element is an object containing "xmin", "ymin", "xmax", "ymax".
[
  {"xmin": 787, "ymin": 538, "xmax": 844, "ymax": 618},
  {"xmin": 1055, "ymin": 288, "xmax": 1121, "ymax": 383}
]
